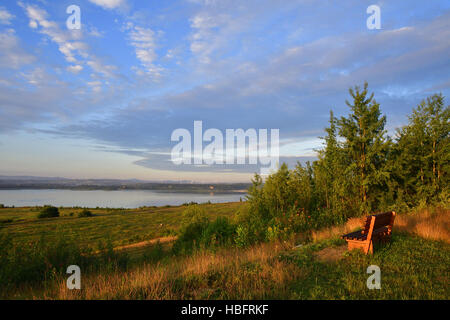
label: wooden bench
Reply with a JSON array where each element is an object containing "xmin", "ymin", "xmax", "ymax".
[{"xmin": 341, "ymin": 211, "xmax": 396, "ymax": 254}]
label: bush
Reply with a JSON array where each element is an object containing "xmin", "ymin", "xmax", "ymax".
[
  {"xmin": 78, "ymin": 209, "xmax": 93, "ymax": 218},
  {"xmin": 181, "ymin": 204, "xmax": 209, "ymax": 227},
  {"xmin": 0, "ymin": 204, "xmax": 4, "ymax": 208},
  {"xmin": 172, "ymin": 220, "xmax": 209, "ymax": 255},
  {"xmin": 173, "ymin": 205, "xmax": 236, "ymax": 254},
  {"xmin": 172, "ymin": 205, "xmax": 210, "ymax": 254},
  {"xmin": 37, "ymin": 206, "xmax": 59, "ymax": 219},
  {"xmin": 143, "ymin": 241, "xmax": 164, "ymax": 263},
  {"xmin": 182, "ymin": 201, "xmax": 198, "ymax": 206},
  {"xmin": 201, "ymin": 217, "xmax": 236, "ymax": 248}
]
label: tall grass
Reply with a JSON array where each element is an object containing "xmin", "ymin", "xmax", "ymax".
[
  {"xmin": 395, "ymin": 207, "xmax": 450, "ymax": 243},
  {"xmin": 19, "ymin": 240, "xmax": 299, "ymax": 300},
  {"xmin": 311, "ymin": 206, "xmax": 449, "ymax": 243},
  {"xmin": 0, "ymin": 232, "xmax": 130, "ymax": 298}
]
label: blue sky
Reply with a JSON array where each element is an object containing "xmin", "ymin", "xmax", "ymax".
[{"xmin": 0, "ymin": 0, "xmax": 449, "ymax": 182}]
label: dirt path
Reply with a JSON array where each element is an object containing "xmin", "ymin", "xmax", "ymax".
[{"xmin": 113, "ymin": 236, "xmax": 177, "ymax": 252}]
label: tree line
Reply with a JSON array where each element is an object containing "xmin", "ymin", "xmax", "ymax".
[{"xmin": 235, "ymin": 82, "xmax": 449, "ymax": 245}]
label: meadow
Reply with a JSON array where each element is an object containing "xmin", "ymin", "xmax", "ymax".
[
  {"xmin": 0, "ymin": 202, "xmax": 241, "ymax": 248},
  {"xmin": 0, "ymin": 203, "xmax": 448, "ymax": 300}
]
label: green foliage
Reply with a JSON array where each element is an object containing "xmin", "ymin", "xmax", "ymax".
[
  {"xmin": 0, "ymin": 230, "xmax": 134, "ymax": 293},
  {"xmin": 337, "ymin": 82, "xmax": 391, "ymax": 214},
  {"xmin": 37, "ymin": 206, "xmax": 59, "ymax": 219},
  {"xmin": 181, "ymin": 204, "xmax": 209, "ymax": 227},
  {"xmin": 78, "ymin": 209, "xmax": 93, "ymax": 217},
  {"xmin": 238, "ymin": 84, "xmax": 449, "ymax": 246},
  {"xmin": 388, "ymin": 94, "xmax": 449, "ymax": 208},
  {"xmin": 173, "ymin": 205, "xmax": 236, "ymax": 254},
  {"xmin": 143, "ymin": 241, "xmax": 164, "ymax": 263},
  {"xmin": 287, "ymin": 233, "xmax": 449, "ymax": 299},
  {"xmin": 201, "ymin": 217, "xmax": 236, "ymax": 247},
  {"xmin": 172, "ymin": 220, "xmax": 209, "ymax": 254},
  {"xmin": 0, "ymin": 232, "xmax": 87, "ymax": 289}
]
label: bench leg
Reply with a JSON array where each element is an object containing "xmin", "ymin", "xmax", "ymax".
[
  {"xmin": 363, "ymin": 240, "xmax": 373, "ymax": 254},
  {"xmin": 347, "ymin": 241, "xmax": 368, "ymax": 254}
]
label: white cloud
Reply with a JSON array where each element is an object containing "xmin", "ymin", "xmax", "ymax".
[
  {"xmin": 87, "ymin": 59, "xmax": 117, "ymax": 78},
  {"xmin": 20, "ymin": 3, "xmax": 80, "ymax": 63},
  {"xmin": 126, "ymin": 24, "xmax": 163, "ymax": 78},
  {"xmin": 188, "ymin": 5, "xmax": 251, "ymax": 67},
  {"xmin": 87, "ymin": 80, "xmax": 102, "ymax": 92},
  {"xmin": 19, "ymin": 2, "xmax": 118, "ymax": 81},
  {"xmin": 0, "ymin": 29, "xmax": 35, "ymax": 69},
  {"xmin": 20, "ymin": 67, "xmax": 55, "ymax": 86},
  {"xmin": 88, "ymin": 26, "xmax": 103, "ymax": 37},
  {"xmin": 67, "ymin": 65, "xmax": 83, "ymax": 74},
  {"xmin": 89, "ymin": 0, "xmax": 126, "ymax": 10},
  {"xmin": 0, "ymin": 7, "xmax": 14, "ymax": 25}
]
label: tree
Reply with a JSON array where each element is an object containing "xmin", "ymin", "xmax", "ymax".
[
  {"xmin": 337, "ymin": 82, "xmax": 390, "ymax": 213},
  {"xmin": 391, "ymin": 94, "xmax": 449, "ymax": 206},
  {"xmin": 315, "ymin": 111, "xmax": 352, "ymax": 218}
]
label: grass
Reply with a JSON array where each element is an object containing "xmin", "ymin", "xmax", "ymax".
[
  {"xmin": 286, "ymin": 233, "xmax": 449, "ymax": 299},
  {"xmin": 0, "ymin": 204, "xmax": 448, "ymax": 300},
  {"xmin": 0, "ymin": 202, "xmax": 241, "ymax": 248}
]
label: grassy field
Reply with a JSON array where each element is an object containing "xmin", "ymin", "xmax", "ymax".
[
  {"xmin": 0, "ymin": 202, "xmax": 242, "ymax": 248},
  {"xmin": 0, "ymin": 204, "xmax": 448, "ymax": 299}
]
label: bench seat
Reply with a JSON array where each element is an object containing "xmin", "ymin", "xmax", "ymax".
[{"xmin": 341, "ymin": 212, "xmax": 395, "ymax": 254}]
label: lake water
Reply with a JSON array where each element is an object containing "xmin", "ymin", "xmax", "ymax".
[{"xmin": 0, "ymin": 189, "xmax": 246, "ymax": 208}]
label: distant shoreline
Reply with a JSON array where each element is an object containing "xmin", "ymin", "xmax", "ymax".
[
  {"xmin": 0, "ymin": 179, "xmax": 250, "ymax": 194},
  {"xmin": 0, "ymin": 187, "xmax": 248, "ymax": 194}
]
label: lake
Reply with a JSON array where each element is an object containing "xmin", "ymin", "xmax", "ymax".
[{"xmin": 0, "ymin": 189, "xmax": 246, "ymax": 208}]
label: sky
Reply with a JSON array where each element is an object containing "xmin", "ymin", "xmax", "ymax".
[{"xmin": 0, "ymin": 0, "xmax": 449, "ymax": 182}]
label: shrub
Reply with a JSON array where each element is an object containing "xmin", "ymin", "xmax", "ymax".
[
  {"xmin": 0, "ymin": 232, "xmax": 88, "ymax": 290},
  {"xmin": 37, "ymin": 206, "xmax": 59, "ymax": 219},
  {"xmin": 0, "ymin": 204, "xmax": 4, "ymax": 208},
  {"xmin": 181, "ymin": 204, "xmax": 209, "ymax": 227},
  {"xmin": 172, "ymin": 220, "xmax": 209, "ymax": 254},
  {"xmin": 201, "ymin": 217, "xmax": 236, "ymax": 248},
  {"xmin": 182, "ymin": 201, "xmax": 198, "ymax": 206},
  {"xmin": 172, "ymin": 205, "xmax": 212, "ymax": 254},
  {"xmin": 173, "ymin": 205, "xmax": 236, "ymax": 254},
  {"xmin": 78, "ymin": 209, "xmax": 93, "ymax": 218},
  {"xmin": 234, "ymin": 203, "xmax": 266, "ymax": 247},
  {"xmin": 143, "ymin": 241, "xmax": 164, "ymax": 263}
]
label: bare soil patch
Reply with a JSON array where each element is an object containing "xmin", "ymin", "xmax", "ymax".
[{"xmin": 313, "ymin": 245, "xmax": 347, "ymax": 263}]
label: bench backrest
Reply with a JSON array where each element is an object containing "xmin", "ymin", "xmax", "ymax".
[{"xmin": 361, "ymin": 211, "xmax": 396, "ymax": 236}]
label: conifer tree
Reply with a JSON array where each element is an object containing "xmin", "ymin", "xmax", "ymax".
[
  {"xmin": 337, "ymin": 82, "xmax": 390, "ymax": 213},
  {"xmin": 392, "ymin": 94, "xmax": 449, "ymax": 205}
]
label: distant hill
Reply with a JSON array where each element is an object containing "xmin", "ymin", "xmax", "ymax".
[{"xmin": 0, "ymin": 176, "xmax": 250, "ymax": 193}]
